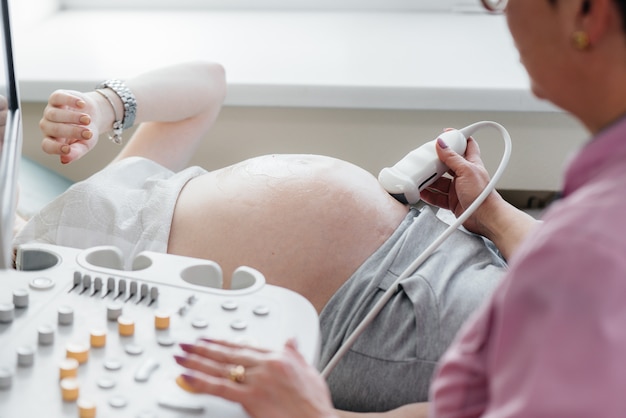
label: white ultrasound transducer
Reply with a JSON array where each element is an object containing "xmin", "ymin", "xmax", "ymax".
[{"xmin": 378, "ymin": 128, "xmax": 468, "ymax": 205}]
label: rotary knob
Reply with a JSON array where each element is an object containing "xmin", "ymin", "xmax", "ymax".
[
  {"xmin": 77, "ymin": 398, "xmax": 97, "ymax": 418},
  {"xmin": 0, "ymin": 303, "xmax": 15, "ymax": 323},
  {"xmin": 117, "ymin": 316, "xmax": 135, "ymax": 337},
  {"xmin": 16, "ymin": 345, "xmax": 35, "ymax": 367},
  {"xmin": 107, "ymin": 303, "xmax": 123, "ymax": 321},
  {"xmin": 37, "ymin": 325, "xmax": 55, "ymax": 345},
  {"xmin": 60, "ymin": 378, "xmax": 79, "ymax": 402},
  {"xmin": 12, "ymin": 289, "xmax": 29, "ymax": 308},
  {"xmin": 66, "ymin": 343, "xmax": 89, "ymax": 365},
  {"xmin": 0, "ymin": 367, "xmax": 13, "ymax": 390},
  {"xmin": 90, "ymin": 329, "xmax": 107, "ymax": 348},
  {"xmin": 57, "ymin": 306, "xmax": 74, "ymax": 326},
  {"xmin": 154, "ymin": 311, "xmax": 170, "ymax": 330},
  {"xmin": 59, "ymin": 358, "xmax": 79, "ymax": 380}
]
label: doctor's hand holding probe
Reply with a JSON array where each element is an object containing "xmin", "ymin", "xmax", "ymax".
[{"xmin": 177, "ymin": 0, "xmax": 626, "ymax": 416}]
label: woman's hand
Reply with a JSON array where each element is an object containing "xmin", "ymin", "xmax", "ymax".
[
  {"xmin": 174, "ymin": 338, "xmax": 338, "ymax": 418},
  {"xmin": 39, "ymin": 90, "xmax": 101, "ymax": 164},
  {"xmin": 420, "ymin": 136, "xmax": 501, "ymax": 235},
  {"xmin": 420, "ymin": 135, "xmax": 538, "ymax": 259}
]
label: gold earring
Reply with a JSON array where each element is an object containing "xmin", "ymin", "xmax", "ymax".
[{"xmin": 572, "ymin": 31, "xmax": 590, "ymax": 50}]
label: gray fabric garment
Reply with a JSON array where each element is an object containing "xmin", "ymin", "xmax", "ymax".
[
  {"xmin": 318, "ymin": 206, "xmax": 506, "ymax": 412},
  {"xmin": 14, "ymin": 157, "xmax": 207, "ymax": 269}
]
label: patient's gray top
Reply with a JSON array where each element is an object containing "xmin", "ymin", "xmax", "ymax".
[
  {"xmin": 318, "ymin": 206, "xmax": 506, "ymax": 412},
  {"xmin": 13, "ymin": 157, "xmax": 206, "ymax": 270}
]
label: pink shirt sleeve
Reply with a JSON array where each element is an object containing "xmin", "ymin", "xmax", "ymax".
[{"xmin": 430, "ymin": 223, "xmax": 626, "ymax": 417}]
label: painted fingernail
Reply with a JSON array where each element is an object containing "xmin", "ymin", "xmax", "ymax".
[
  {"xmin": 79, "ymin": 115, "xmax": 91, "ymax": 125},
  {"xmin": 61, "ymin": 145, "xmax": 70, "ymax": 154},
  {"xmin": 176, "ymin": 374, "xmax": 201, "ymax": 393},
  {"xmin": 173, "ymin": 355, "xmax": 187, "ymax": 365},
  {"xmin": 198, "ymin": 337, "xmax": 213, "ymax": 344},
  {"xmin": 76, "ymin": 99, "xmax": 86, "ymax": 109},
  {"xmin": 437, "ymin": 137, "xmax": 449, "ymax": 149},
  {"xmin": 81, "ymin": 130, "xmax": 92, "ymax": 139},
  {"xmin": 179, "ymin": 343, "xmax": 194, "ymax": 352},
  {"xmin": 181, "ymin": 373, "xmax": 198, "ymax": 384}
]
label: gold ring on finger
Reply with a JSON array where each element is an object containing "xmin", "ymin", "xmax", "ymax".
[{"xmin": 228, "ymin": 364, "xmax": 246, "ymax": 384}]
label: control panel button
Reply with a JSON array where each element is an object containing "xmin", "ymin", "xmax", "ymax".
[
  {"xmin": 191, "ymin": 318, "xmax": 209, "ymax": 329},
  {"xmin": 0, "ymin": 303, "xmax": 15, "ymax": 323},
  {"xmin": 230, "ymin": 319, "xmax": 248, "ymax": 331},
  {"xmin": 103, "ymin": 359, "xmax": 122, "ymax": 371},
  {"xmin": 253, "ymin": 305, "xmax": 270, "ymax": 316},
  {"xmin": 156, "ymin": 335, "xmax": 175, "ymax": 347},
  {"xmin": 107, "ymin": 303, "xmax": 123, "ymax": 321},
  {"xmin": 106, "ymin": 277, "xmax": 116, "ymax": 294},
  {"xmin": 57, "ymin": 306, "xmax": 74, "ymax": 326},
  {"xmin": 154, "ymin": 312, "xmax": 170, "ymax": 330},
  {"xmin": 96, "ymin": 377, "xmax": 116, "ymax": 389},
  {"xmin": 29, "ymin": 276, "xmax": 55, "ymax": 290},
  {"xmin": 118, "ymin": 279, "xmax": 127, "ymax": 296},
  {"xmin": 59, "ymin": 358, "xmax": 79, "ymax": 380},
  {"xmin": 66, "ymin": 343, "xmax": 89, "ymax": 364},
  {"xmin": 149, "ymin": 287, "xmax": 159, "ymax": 304},
  {"xmin": 93, "ymin": 277, "xmax": 103, "ymax": 293},
  {"xmin": 157, "ymin": 398, "xmax": 205, "ymax": 414},
  {"xmin": 134, "ymin": 358, "xmax": 160, "ymax": 382},
  {"xmin": 12, "ymin": 289, "xmax": 29, "ymax": 308},
  {"xmin": 124, "ymin": 344, "xmax": 144, "ymax": 356},
  {"xmin": 117, "ymin": 316, "xmax": 135, "ymax": 337},
  {"xmin": 221, "ymin": 300, "xmax": 238, "ymax": 311},
  {"xmin": 90, "ymin": 329, "xmax": 107, "ymax": 348},
  {"xmin": 60, "ymin": 377, "xmax": 79, "ymax": 402},
  {"xmin": 129, "ymin": 281, "xmax": 138, "ymax": 297},
  {"xmin": 0, "ymin": 367, "xmax": 13, "ymax": 390},
  {"xmin": 77, "ymin": 398, "xmax": 97, "ymax": 418},
  {"xmin": 37, "ymin": 325, "xmax": 55, "ymax": 345},
  {"xmin": 16, "ymin": 345, "xmax": 35, "ymax": 367},
  {"xmin": 108, "ymin": 395, "xmax": 128, "ymax": 408},
  {"xmin": 73, "ymin": 271, "xmax": 82, "ymax": 288}
]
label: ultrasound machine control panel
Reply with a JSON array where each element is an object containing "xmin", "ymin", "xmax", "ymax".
[{"xmin": 0, "ymin": 243, "xmax": 320, "ymax": 418}]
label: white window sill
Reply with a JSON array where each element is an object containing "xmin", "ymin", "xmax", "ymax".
[{"xmin": 13, "ymin": 8, "xmax": 556, "ymax": 112}]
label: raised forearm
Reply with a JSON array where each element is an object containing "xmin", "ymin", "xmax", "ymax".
[
  {"xmin": 125, "ymin": 61, "xmax": 226, "ymax": 125},
  {"xmin": 99, "ymin": 61, "xmax": 227, "ymax": 170},
  {"xmin": 92, "ymin": 61, "xmax": 225, "ymax": 129}
]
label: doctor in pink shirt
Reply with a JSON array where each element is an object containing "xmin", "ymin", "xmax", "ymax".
[
  {"xmin": 427, "ymin": 0, "xmax": 626, "ymax": 416},
  {"xmin": 175, "ymin": 0, "xmax": 626, "ymax": 416}
]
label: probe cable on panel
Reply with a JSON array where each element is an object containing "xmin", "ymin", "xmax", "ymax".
[{"xmin": 320, "ymin": 121, "xmax": 512, "ymax": 379}]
